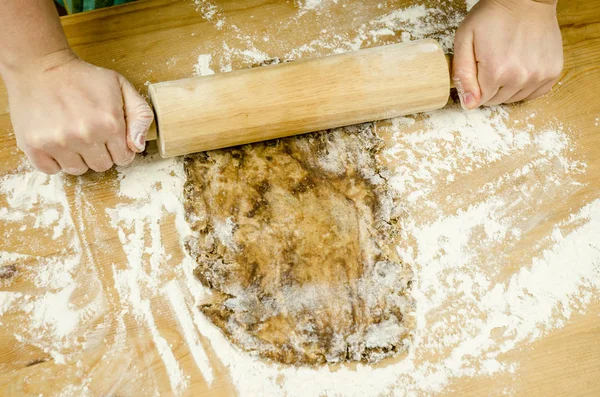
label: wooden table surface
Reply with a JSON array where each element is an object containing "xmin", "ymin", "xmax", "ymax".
[{"xmin": 1, "ymin": 0, "xmax": 599, "ymax": 396}]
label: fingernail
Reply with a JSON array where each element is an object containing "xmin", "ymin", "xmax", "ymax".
[
  {"xmin": 462, "ymin": 92, "xmax": 476, "ymax": 110},
  {"xmin": 453, "ymin": 77, "xmax": 477, "ymax": 110},
  {"xmin": 132, "ymin": 124, "xmax": 147, "ymax": 152}
]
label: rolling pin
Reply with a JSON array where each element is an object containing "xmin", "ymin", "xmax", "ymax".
[{"xmin": 146, "ymin": 38, "xmax": 452, "ymax": 158}]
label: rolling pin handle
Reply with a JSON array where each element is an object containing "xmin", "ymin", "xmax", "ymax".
[
  {"xmin": 146, "ymin": 118, "xmax": 158, "ymax": 142},
  {"xmin": 445, "ymin": 54, "xmax": 455, "ymax": 89}
]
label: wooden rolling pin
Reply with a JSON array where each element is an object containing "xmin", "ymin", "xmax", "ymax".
[{"xmin": 146, "ymin": 39, "xmax": 452, "ymax": 158}]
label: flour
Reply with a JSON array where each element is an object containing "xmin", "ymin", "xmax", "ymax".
[
  {"xmin": 190, "ymin": 0, "xmax": 227, "ymax": 30},
  {"xmin": 0, "ymin": 291, "xmax": 20, "ymax": 321},
  {"xmin": 164, "ymin": 280, "xmax": 214, "ymax": 384},
  {"xmin": 354, "ymin": 5, "xmax": 464, "ymax": 52},
  {"xmin": 189, "ymin": 1, "xmax": 463, "ymax": 76},
  {"xmin": 191, "ymin": 0, "xmax": 218, "ymax": 20},
  {"xmin": 193, "ymin": 54, "xmax": 215, "ymax": 77},
  {"xmin": 0, "ymin": 171, "xmax": 70, "ymax": 239},
  {"xmin": 297, "ymin": 0, "xmax": 326, "ymax": 11},
  {"xmin": 0, "ymin": 164, "xmax": 105, "ymax": 369},
  {"xmin": 112, "ymin": 261, "xmax": 189, "ymax": 394},
  {"xmin": 211, "ymin": 216, "xmax": 237, "ymax": 250},
  {"xmin": 466, "ymin": 0, "xmax": 480, "ymax": 12},
  {"xmin": 106, "ymin": 156, "xmax": 210, "ymax": 394}
]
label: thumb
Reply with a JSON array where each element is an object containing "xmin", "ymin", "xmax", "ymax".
[
  {"xmin": 118, "ymin": 75, "xmax": 154, "ymax": 153},
  {"xmin": 452, "ymin": 29, "xmax": 481, "ymax": 110}
]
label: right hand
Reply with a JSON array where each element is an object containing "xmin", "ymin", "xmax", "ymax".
[
  {"xmin": 452, "ymin": 0, "xmax": 563, "ymax": 109},
  {"xmin": 6, "ymin": 49, "xmax": 154, "ymax": 175}
]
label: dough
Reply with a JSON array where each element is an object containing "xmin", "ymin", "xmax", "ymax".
[{"xmin": 183, "ymin": 124, "xmax": 415, "ymax": 365}]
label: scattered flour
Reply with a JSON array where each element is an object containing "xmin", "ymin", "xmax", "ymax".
[
  {"xmin": 190, "ymin": 0, "xmax": 226, "ymax": 29},
  {"xmin": 164, "ymin": 280, "xmax": 214, "ymax": 384},
  {"xmin": 295, "ymin": 0, "xmax": 328, "ymax": 15},
  {"xmin": 466, "ymin": 0, "xmax": 480, "ymax": 12},
  {"xmin": 297, "ymin": 0, "xmax": 326, "ymax": 11},
  {"xmin": 106, "ymin": 156, "xmax": 212, "ymax": 394},
  {"xmin": 0, "ymin": 171, "xmax": 70, "ymax": 239},
  {"xmin": 191, "ymin": 0, "xmax": 218, "ymax": 20},
  {"xmin": 193, "ymin": 54, "xmax": 215, "ymax": 77}
]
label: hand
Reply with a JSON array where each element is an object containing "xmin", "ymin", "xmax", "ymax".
[
  {"xmin": 452, "ymin": 0, "xmax": 564, "ymax": 109},
  {"xmin": 5, "ymin": 49, "xmax": 154, "ymax": 175}
]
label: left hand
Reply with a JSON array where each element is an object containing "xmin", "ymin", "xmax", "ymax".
[{"xmin": 452, "ymin": 0, "xmax": 564, "ymax": 109}]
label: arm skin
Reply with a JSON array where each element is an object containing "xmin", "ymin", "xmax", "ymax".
[
  {"xmin": 452, "ymin": 0, "xmax": 563, "ymax": 109},
  {"xmin": 0, "ymin": 0, "xmax": 154, "ymax": 175}
]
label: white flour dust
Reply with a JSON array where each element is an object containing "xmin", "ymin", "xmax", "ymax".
[
  {"xmin": 466, "ymin": 0, "xmax": 480, "ymax": 12},
  {"xmin": 193, "ymin": 54, "xmax": 215, "ymax": 76},
  {"xmin": 0, "ymin": 169, "xmax": 106, "ymax": 367},
  {"xmin": 188, "ymin": 0, "xmax": 465, "ymax": 76}
]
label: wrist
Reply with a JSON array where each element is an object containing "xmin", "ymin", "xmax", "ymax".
[
  {"xmin": 532, "ymin": 0, "xmax": 557, "ymax": 4},
  {"xmin": 1, "ymin": 48, "xmax": 78, "ymax": 87},
  {"xmin": 484, "ymin": 0, "xmax": 558, "ymax": 11}
]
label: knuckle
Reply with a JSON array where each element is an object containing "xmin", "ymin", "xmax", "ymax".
[
  {"xmin": 72, "ymin": 128, "xmax": 96, "ymax": 145},
  {"xmin": 103, "ymin": 113, "xmax": 122, "ymax": 136},
  {"xmin": 548, "ymin": 63, "xmax": 564, "ymax": 79},
  {"xmin": 485, "ymin": 64, "xmax": 504, "ymax": 82},
  {"xmin": 511, "ymin": 67, "xmax": 529, "ymax": 84},
  {"xmin": 23, "ymin": 129, "xmax": 77, "ymax": 151},
  {"xmin": 499, "ymin": 63, "xmax": 517, "ymax": 81},
  {"xmin": 73, "ymin": 120, "xmax": 113, "ymax": 144},
  {"xmin": 58, "ymin": 128, "xmax": 82, "ymax": 145},
  {"xmin": 528, "ymin": 70, "xmax": 544, "ymax": 84},
  {"xmin": 22, "ymin": 135, "xmax": 42, "ymax": 150}
]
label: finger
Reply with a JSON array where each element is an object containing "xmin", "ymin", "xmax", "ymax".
[
  {"xmin": 505, "ymin": 85, "xmax": 539, "ymax": 104},
  {"xmin": 452, "ymin": 28, "xmax": 481, "ymax": 110},
  {"xmin": 80, "ymin": 143, "xmax": 114, "ymax": 173},
  {"xmin": 23, "ymin": 148, "xmax": 61, "ymax": 175},
  {"xmin": 526, "ymin": 80, "xmax": 556, "ymax": 101},
  {"xmin": 476, "ymin": 67, "xmax": 501, "ymax": 106},
  {"xmin": 118, "ymin": 74, "xmax": 154, "ymax": 153},
  {"xmin": 107, "ymin": 137, "xmax": 136, "ymax": 166},
  {"xmin": 51, "ymin": 150, "xmax": 89, "ymax": 176},
  {"xmin": 486, "ymin": 86, "xmax": 521, "ymax": 106},
  {"xmin": 103, "ymin": 104, "xmax": 135, "ymax": 166}
]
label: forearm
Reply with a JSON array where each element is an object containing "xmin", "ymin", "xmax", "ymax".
[
  {"xmin": 0, "ymin": 0, "xmax": 74, "ymax": 81},
  {"xmin": 493, "ymin": 0, "xmax": 558, "ymax": 6}
]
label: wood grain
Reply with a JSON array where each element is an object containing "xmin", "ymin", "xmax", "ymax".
[
  {"xmin": 0, "ymin": 0, "xmax": 599, "ymax": 396},
  {"xmin": 148, "ymin": 39, "xmax": 450, "ymax": 157}
]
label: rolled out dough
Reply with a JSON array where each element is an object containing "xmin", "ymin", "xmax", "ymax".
[{"xmin": 183, "ymin": 124, "xmax": 415, "ymax": 365}]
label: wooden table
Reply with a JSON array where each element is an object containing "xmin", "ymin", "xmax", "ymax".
[{"xmin": 1, "ymin": 0, "xmax": 599, "ymax": 395}]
